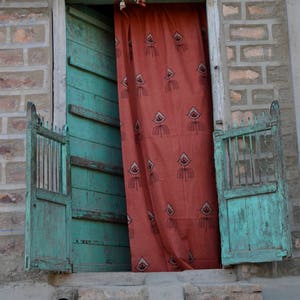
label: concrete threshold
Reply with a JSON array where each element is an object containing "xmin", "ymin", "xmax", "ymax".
[{"xmin": 50, "ymin": 269, "xmax": 263, "ymax": 300}]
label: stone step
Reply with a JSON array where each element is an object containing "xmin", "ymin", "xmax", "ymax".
[
  {"xmin": 53, "ymin": 282, "xmax": 262, "ymax": 300},
  {"xmin": 50, "ymin": 268, "xmax": 237, "ymax": 288},
  {"xmin": 51, "ymin": 269, "xmax": 262, "ymax": 300}
]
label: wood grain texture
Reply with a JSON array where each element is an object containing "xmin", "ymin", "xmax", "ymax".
[
  {"xmin": 25, "ymin": 103, "xmax": 72, "ymax": 272},
  {"xmin": 214, "ymin": 105, "xmax": 292, "ymax": 266},
  {"xmin": 66, "ymin": 5, "xmax": 130, "ymax": 272}
]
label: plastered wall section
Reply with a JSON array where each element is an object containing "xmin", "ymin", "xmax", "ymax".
[
  {"xmin": 0, "ymin": 0, "xmax": 52, "ymax": 282},
  {"xmin": 220, "ymin": 0, "xmax": 300, "ymax": 253}
]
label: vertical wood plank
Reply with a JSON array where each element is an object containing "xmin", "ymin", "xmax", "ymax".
[
  {"xmin": 207, "ymin": 0, "xmax": 230, "ymax": 129},
  {"xmin": 53, "ymin": 0, "xmax": 67, "ymax": 127}
]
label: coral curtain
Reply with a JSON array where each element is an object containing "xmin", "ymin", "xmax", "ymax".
[{"xmin": 114, "ymin": 3, "xmax": 220, "ymax": 272}]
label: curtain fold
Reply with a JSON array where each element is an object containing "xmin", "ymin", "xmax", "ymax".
[{"xmin": 114, "ymin": 3, "xmax": 220, "ymax": 272}]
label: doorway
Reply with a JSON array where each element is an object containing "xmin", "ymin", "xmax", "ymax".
[{"xmin": 66, "ymin": 2, "xmax": 220, "ymax": 272}]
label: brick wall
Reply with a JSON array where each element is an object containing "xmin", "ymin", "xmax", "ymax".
[
  {"xmin": 220, "ymin": 0, "xmax": 300, "ymax": 253},
  {"xmin": 0, "ymin": 0, "xmax": 51, "ymax": 282}
]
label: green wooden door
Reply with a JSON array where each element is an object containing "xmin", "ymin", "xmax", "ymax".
[
  {"xmin": 66, "ymin": 5, "xmax": 130, "ymax": 272},
  {"xmin": 214, "ymin": 102, "xmax": 292, "ymax": 265}
]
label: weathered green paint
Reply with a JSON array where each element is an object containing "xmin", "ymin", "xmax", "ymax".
[
  {"xmin": 25, "ymin": 102, "xmax": 72, "ymax": 272},
  {"xmin": 214, "ymin": 101, "xmax": 292, "ymax": 266},
  {"xmin": 68, "ymin": 104, "xmax": 120, "ymax": 128},
  {"xmin": 66, "ymin": 5, "xmax": 130, "ymax": 272},
  {"xmin": 71, "ymin": 155, "xmax": 123, "ymax": 176}
]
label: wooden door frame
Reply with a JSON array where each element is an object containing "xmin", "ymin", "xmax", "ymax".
[{"xmin": 51, "ymin": 0, "xmax": 229, "ymax": 130}]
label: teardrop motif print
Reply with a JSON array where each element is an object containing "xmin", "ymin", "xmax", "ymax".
[
  {"xmin": 173, "ymin": 31, "xmax": 188, "ymax": 52},
  {"xmin": 136, "ymin": 257, "xmax": 150, "ymax": 272},
  {"xmin": 177, "ymin": 152, "xmax": 194, "ymax": 180},
  {"xmin": 200, "ymin": 202, "xmax": 213, "ymax": 216},
  {"xmin": 187, "ymin": 107, "xmax": 202, "ymax": 133},
  {"xmin": 128, "ymin": 161, "xmax": 142, "ymax": 189},
  {"xmin": 165, "ymin": 67, "xmax": 179, "ymax": 91},
  {"xmin": 166, "ymin": 203, "xmax": 175, "ymax": 216},
  {"xmin": 136, "ymin": 73, "xmax": 147, "ymax": 96},
  {"xmin": 152, "ymin": 112, "xmax": 169, "ymax": 136},
  {"xmin": 145, "ymin": 33, "xmax": 158, "ymax": 56},
  {"xmin": 134, "ymin": 120, "xmax": 143, "ymax": 143},
  {"xmin": 197, "ymin": 63, "xmax": 207, "ymax": 80}
]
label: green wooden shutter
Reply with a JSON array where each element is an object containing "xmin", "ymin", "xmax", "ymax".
[
  {"xmin": 25, "ymin": 102, "xmax": 72, "ymax": 272},
  {"xmin": 214, "ymin": 101, "xmax": 292, "ymax": 265}
]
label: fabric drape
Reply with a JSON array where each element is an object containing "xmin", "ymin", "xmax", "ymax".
[{"xmin": 114, "ymin": 3, "xmax": 220, "ymax": 272}]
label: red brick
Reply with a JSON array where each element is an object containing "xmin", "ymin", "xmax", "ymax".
[
  {"xmin": 231, "ymin": 91, "xmax": 242, "ymax": 102},
  {"xmin": 223, "ymin": 4, "xmax": 240, "ymax": 19},
  {"xmin": 0, "ymin": 140, "xmax": 24, "ymax": 159},
  {"xmin": 241, "ymin": 45, "xmax": 273, "ymax": 62},
  {"xmin": 229, "ymin": 68, "xmax": 261, "ymax": 84},
  {"xmin": 0, "ymin": 96, "xmax": 20, "ymax": 112},
  {"xmin": 7, "ymin": 117, "xmax": 27, "ymax": 134},
  {"xmin": 227, "ymin": 47, "xmax": 235, "ymax": 62},
  {"xmin": 0, "ymin": 71, "xmax": 43, "ymax": 89},
  {"xmin": 272, "ymin": 24, "xmax": 285, "ymax": 41},
  {"xmin": 25, "ymin": 94, "xmax": 51, "ymax": 120},
  {"xmin": 6, "ymin": 162, "xmax": 26, "ymax": 184},
  {"xmin": 231, "ymin": 111, "xmax": 255, "ymax": 126},
  {"xmin": 0, "ymin": 9, "xmax": 48, "ymax": 23},
  {"xmin": 266, "ymin": 65, "xmax": 289, "ymax": 84},
  {"xmin": 252, "ymin": 89, "xmax": 274, "ymax": 105},
  {"xmin": 0, "ymin": 28, "xmax": 6, "ymax": 43},
  {"xmin": 230, "ymin": 90, "xmax": 246, "ymax": 105},
  {"xmin": 25, "ymin": 94, "xmax": 50, "ymax": 110},
  {"xmin": 0, "ymin": 190, "xmax": 25, "ymax": 204},
  {"xmin": 246, "ymin": 2, "xmax": 282, "ymax": 19},
  {"xmin": 0, "ymin": 49, "xmax": 23, "ymax": 66},
  {"xmin": 28, "ymin": 47, "xmax": 49, "ymax": 65},
  {"xmin": 0, "ymin": 211, "xmax": 24, "ymax": 231},
  {"xmin": 0, "ymin": 235, "xmax": 24, "ymax": 256},
  {"xmin": 231, "ymin": 111, "xmax": 244, "ymax": 126},
  {"xmin": 11, "ymin": 25, "xmax": 45, "ymax": 44},
  {"xmin": 230, "ymin": 25, "xmax": 268, "ymax": 40}
]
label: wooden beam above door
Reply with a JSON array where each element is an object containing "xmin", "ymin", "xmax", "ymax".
[{"xmin": 67, "ymin": 0, "xmax": 205, "ymax": 4}]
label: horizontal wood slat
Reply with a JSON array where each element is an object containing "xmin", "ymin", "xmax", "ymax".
[
  {"xmin": 36, "ymin": 189, "xmax": 70, "ymax": 205},
  {"xmin": 224, "ymin": 182, "xmax": 277, "ymax": 200},
  {"xmin": 214, "ymin": 122, "xmax": 275, "ymax": 140},
  {"xmin": 68, "ymin": 45, "xmax": 116, "ymax": 81},
  {"xmin": 67, "ymin": 66, "xmax": 118, "ymax": 102},
  {"xmin": 68, "ymin": 104, "xmax": 120, "ymax": 127},
  {"xmin": 68, "ymin": 6, "xmax": 113, "ymax": 33},
  {"xmin": 36, "ymin": 125, "xmax": 67, "ymax": 144},
  {"xmin": 72, "ymin": 208, "xmax": 127, "ymax": 224},
  {"xmin": 71, "ymin": 155, "xmax": 123, "ymax": 176}
]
